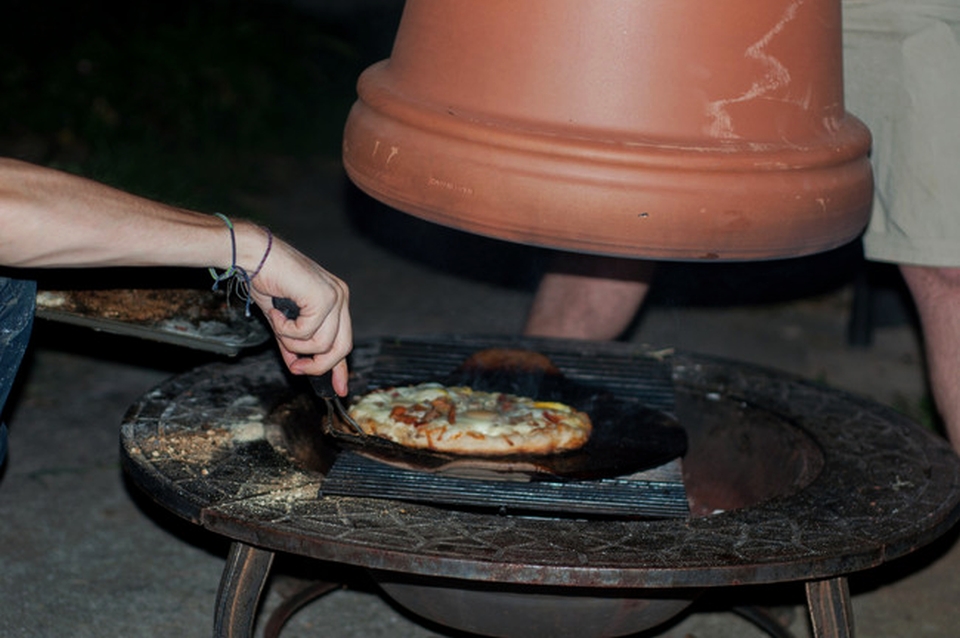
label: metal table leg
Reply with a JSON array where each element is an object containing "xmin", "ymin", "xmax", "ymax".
[
  {"xmin": 806, "ymin": 577, "xmax": 854, "ymax": 638},
  {"xmin": 214, "ymin": 542, "xmax": 276, "ymax": 638},
  {"xmin": 263, "ymin": 581, "xmax": 339, "ymax": 638}
]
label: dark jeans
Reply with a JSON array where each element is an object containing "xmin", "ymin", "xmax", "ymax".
[{"xmin": 0, "ymin": 277, "xmax": 36, "ymax": 465}]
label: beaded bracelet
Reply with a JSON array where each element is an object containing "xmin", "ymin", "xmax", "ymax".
[{"xmin": 209, "ymin": 213, "xmax": 273, "ymax": 316}]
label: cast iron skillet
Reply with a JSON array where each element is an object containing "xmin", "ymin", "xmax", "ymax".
[{"xmin": 316, "ymin": 348, "xmax": 688, "ymax": 482}]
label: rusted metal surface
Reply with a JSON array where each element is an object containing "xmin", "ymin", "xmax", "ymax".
[
  {"xmin": 262, "ymin": 578, "xmax": 339, "ymax": 638},
  {"xmin": 121, "ymin": 336, "xmax": 960, "ymax": 591},
  {"xmin": 214, "ymin": 542, "xmax": 274, "ymax": 638},
  {"xmin": 806, "ymin": 577, "xmax": 854, "ymax": 638}
]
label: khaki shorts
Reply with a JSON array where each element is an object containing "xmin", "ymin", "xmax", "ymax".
[{"xmin": 843, "ymin": 0, "xmax": 960, "ymax": 266}]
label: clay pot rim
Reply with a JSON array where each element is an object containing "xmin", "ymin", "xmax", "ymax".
[{"xmin": 357, "ymin": 62, "xmax": 873, "ymax": 173}]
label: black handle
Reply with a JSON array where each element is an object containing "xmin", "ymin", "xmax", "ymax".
[
  {"xmin": 272, "ymin": 297, "xmax": 300, "ymax": 321},
  {"xmin": 272, "ymin": 297, "xmax": 340, "ymax": 399},
  {"xmin": 307, "ymin": 370, "xmax": 338, "ymax": 399}
]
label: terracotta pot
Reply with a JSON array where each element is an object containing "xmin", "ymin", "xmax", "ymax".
[{"xmin": 342, "ymin": 0, "xmax": 873, "ymax": 260}]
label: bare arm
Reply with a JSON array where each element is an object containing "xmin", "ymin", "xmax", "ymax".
[{"xmin": 0, "ymin": 158, "xmax": 351, "ymax": 392}]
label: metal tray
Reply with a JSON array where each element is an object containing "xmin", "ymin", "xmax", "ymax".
[{"xmin": 36, "ymin": 289, "xmax": 270, "ymax": 356}]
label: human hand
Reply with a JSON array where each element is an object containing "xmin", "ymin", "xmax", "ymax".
[{"xmin": 243, "ymin": 234, "xmax": 352, "ymax": 395}]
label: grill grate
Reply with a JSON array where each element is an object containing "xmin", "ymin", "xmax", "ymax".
[
  {"xmin": 323, "ymin": 336, "xmax": 688, "ymax": 519},
  {"xmin": 322, "ymin": 452, "xmax": 689, "ymax": 518},
  {"xmin": 350, "ymin": 336, "xmax": 677, "ymax": 413}
]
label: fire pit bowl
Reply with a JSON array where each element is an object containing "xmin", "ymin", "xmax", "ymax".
[
  {"xmin": 375, "ymin": 573, "xmax": 697, "ymax": 638},
  {"xmin": 120, "ymin": 336, "xmax": 960, "ymax": 638},
  {"xmin": 351, "ymin": 344, "xmax": 822, "ymax": 637}
]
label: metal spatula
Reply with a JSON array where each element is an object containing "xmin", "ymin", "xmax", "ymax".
[{"xmin": 308, "ymin": 370, "xmax": 366, "ymax": 436}]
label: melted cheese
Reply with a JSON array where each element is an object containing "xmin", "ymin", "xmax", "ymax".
[{"xmin": 348, "ymin": 382, "xmax": 590, "ymax": 444}]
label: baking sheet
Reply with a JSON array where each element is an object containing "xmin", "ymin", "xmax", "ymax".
[{"xmin": 36, "ymin": 289, "xmax": 270, "ymax": 355}]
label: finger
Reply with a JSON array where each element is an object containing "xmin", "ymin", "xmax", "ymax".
[
  {"xmin": 266, "ymin": 305, "xmax": 334, "ymax": 343},
  {"xmin": 280, "ymin": 322, "xmax": 352, "ymax": 377},
  {"xmin": 281, "ymin": 349, "xmax": 332, "ymax": 376},
  {"xmin": 330, "ymin": 360, "xmax": 350, "ymax": 396},
  {"xmin": 275, "ymin": 315, "xmax": 340, "ymax": 359},
  {"xmin": 257, "ymin": 275, "xmax": 348, "ymax": 339},
  {"xmin": 286, "ymin": 350, "xmax": 348, "ymax": 377},
  {"xmin": 280, "ymin": 297, "xmax": 351, "ymax": 357},
  {"xmin": 277, "ymin": 346, "xmax": 303, "ymax": 373}
]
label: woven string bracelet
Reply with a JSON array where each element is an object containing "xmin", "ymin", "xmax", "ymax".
[
  {"xmin": 208, "ymin": 212, "xmax": 238, "ymax": 284},
  {"xmin": 249, "ymin": 227, "xmax": 273, "ymax": 280},
  {"xmin": 209, "ymin": 213, "xmax": 273, "ymax": 317}
]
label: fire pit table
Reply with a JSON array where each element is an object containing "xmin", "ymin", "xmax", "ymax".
[{"xmin": 120, "ymin": 336, "xmax": 960, "ymax": 638}]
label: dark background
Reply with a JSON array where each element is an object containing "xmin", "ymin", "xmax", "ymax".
[{"xmin": 0, "ymin": 0, "xmax": 911, "ymax": 318}]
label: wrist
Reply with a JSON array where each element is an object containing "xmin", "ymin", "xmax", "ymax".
[
  {"xmin": 233, "ymin": 220, "xmax": 273, "ymax": 279},
  {"xmin": 207, "ymin": 214, "xmax": 274, "ymax": 317}
]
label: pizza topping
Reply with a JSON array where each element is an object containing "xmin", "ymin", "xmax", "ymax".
[
  {"xmin": 347, "ymin": 382, "xmax": 592, "ymax": 456},
  {"xmin": 542, "ymin": 411, "xmax": 564, "ymax": 425}
]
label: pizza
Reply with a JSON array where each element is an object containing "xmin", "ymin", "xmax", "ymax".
[{"xmin": 346, "ymin": 382, "xmax": 593, "ymax": 456}]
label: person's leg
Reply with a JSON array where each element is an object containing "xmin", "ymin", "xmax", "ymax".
[
  {"xmin": 900, "ymin": 265, "xmax": 960, "ymax": 452},
  {"xmin": 0, "ymin": 277, "xmax": 37, "ymax": 465},
  {"xmin": 523, "ymin": 254, "xmax": 655, "ymax": 340},
  {"xmin": 843, "ymin": 2, "xmax": 960, "ymax": 453}
]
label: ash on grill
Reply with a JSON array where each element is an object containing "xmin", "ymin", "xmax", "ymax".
[{"xmin": 131, "ymin": 428, "xmax": 233, "ymax": 468}]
